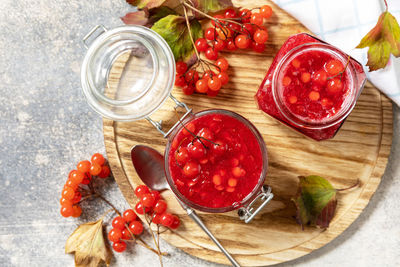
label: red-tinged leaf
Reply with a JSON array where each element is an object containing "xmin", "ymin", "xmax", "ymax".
[
  {"xmin": 121, "ymin": 10, "xmax": 150, "ymax": 26},
  {"xmin": 121, "ymin": 7, "xmax": 177, "ymax": 27},
  {"xmin": 356, "ymin": 11, "xmax": 400, "ymax": 71},
  {"xmin": 126, "ymin": 0, "xmax": 167, "ymax": 10},
  {"xmin": 192, "ymin": 0, "xmax": 233, "ymax": 14},
  {"xmin": 151, "ymin": 15, "xmax": 203, "ymax": 61}
]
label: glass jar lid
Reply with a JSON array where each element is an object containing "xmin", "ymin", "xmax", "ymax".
[{"xmin": 81, "ymin": 25, "xmax": 175, "ymax": 121}]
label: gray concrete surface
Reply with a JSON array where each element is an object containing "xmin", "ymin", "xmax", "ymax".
[{"xmin": 0, "ymin": 0, "xmax": 399, "ymax": 266}]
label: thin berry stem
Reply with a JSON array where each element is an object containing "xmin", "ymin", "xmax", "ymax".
[
  {"xmin": 384, "ymin": 0, "xmax": 388, "ymax": 11},
  {"xmin": 182, "ymin": 1, "xmax": 200, "ymax": 61}
]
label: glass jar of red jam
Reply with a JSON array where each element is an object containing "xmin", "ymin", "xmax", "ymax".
[
  {"xmin": 256, "ymin": 33, "xmax": 366, "ymax": 141},
  {"xmin": 164, "ymin": 109, "xmax": 270, "ymax": 215}
]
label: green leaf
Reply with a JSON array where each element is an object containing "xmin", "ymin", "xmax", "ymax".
[
  {"xmin": 121, "ymin": 7, "xmax": 177, "ymax": 27},
  {"xmin": 151, "ymin": 15, "xmax": 202, "ymax": 61},
  {"xmin": 193, "ymin": 0, "xmax": 233, "ymax": 14},
  {"xmin": 356, "ymin": 11, "xmax": 400, "ymax": 71},
  {"xmin": 292, "ymin": 176, "xmax": 337, "ymax": 229},
  {"xmin": 126, "ymin": 0, "xmax": 167, "ymax": 9}
]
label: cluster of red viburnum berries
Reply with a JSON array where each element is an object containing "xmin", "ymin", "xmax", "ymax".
[
  {"xmin": 175, "ymin": 5, "xmax": 273, "ymax": 97},
  {"xmin": 60, "ymin": 153, "xmax": 110, "ymax": 218},
  {"xmin": 108, "ymin": 185, "xmax": 180, "ymax": 253}
]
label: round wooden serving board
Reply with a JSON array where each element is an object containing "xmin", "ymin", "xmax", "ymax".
[{"xmin": 103, "ymin": 1, "xmax": 393, "ymax": 265}]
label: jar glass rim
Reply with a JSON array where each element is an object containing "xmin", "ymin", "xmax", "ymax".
[
  {"xmin": 164, "ymin": 109, "xmax": 268, "ymax": 213},
  {"xmin": 271, "ymin": 42, "xmax": 359, "ymax": 129}
]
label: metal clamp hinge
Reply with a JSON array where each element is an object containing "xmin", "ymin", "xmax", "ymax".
[
  {"xmin": 238, "ymin": 185, "xmax": 273, "ymax": 223},
  {"xmin": 146, "ymin": 94, "xmax": 192, "ymax": 138},
  {"xmin": 82, "ymin": 25, "xmax": 107, "ymax": 49}
]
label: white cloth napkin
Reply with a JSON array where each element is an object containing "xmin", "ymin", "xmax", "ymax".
[{"xmin": 272, "ymin": 0, "xmax": 400, "ymax": 106}]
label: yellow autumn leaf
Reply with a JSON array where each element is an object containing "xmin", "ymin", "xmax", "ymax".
[{"xmin": 65, "ymin": 219, "xmax": 111, "ymax": 267}]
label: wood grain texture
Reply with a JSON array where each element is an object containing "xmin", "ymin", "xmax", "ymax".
[{"xmin": 102, "ymin": 1, "xmax": 393, "ymax": 265}]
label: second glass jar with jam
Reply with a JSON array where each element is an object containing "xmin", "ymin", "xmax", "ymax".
[{"xmin": 256, "ymin": 33, "xmax": 367, "ymax": 141}]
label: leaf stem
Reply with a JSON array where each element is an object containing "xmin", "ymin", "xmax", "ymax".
[
  {"xmin": 336, "ymin": 180, "xmax": 360, "ymax": 192},
  {"xmin": 182, "ymin": 1, "xmax": 200, "ymax": 61},
  {"xmin": 384, "ymin": 0, "xmax": 388, "ymax": 11}
]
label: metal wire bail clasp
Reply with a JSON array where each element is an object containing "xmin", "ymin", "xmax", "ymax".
[
  {"xmin": 146, "ymin": 94, "xmax": 192, "ymax": 138},
  {"xmin": 238, "ymin": 185, "xmax": 274, "ymax": 223},
  {"xmin": 82, "ymin": 25, "xmax": 107, "ymax": 49}
]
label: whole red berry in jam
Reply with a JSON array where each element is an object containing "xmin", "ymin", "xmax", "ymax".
[
  {"xmin": 176, "ymin": 147, "xmax": 190, "ymax": 163},
  {"xmin": 129, "ymin": 221, "xmax": 143, "ymax": 235},
  {"xmin": 112, "ymin": 241, "xmax": 127, "ymax": 253},
  {"xmin": 160, "ymin": 213, "xmax": 174, "ymax": 227},
  {"xmin": 112, "ymin": 216, "xmax": 126, "ymax": 230},
  {"xmin": 205, "ymin": 47, "xmax": 219, "ymax": 60},
  {"xmin": 197, "ymin": 127, "xmax": 214, "ymax": 141},
  {"xmin": 176, "ymin": 61, "xmax": 188, "ymax": 74},
  {"xmin": 108, "ymin": 228, "xmax": 122, "ymax": 242},
  {"xmin": 91, "ymin": 153, "xmax": 105, "ymax": 166},
  {"xmin": 141, "ymin": 193, "xmax": 156, "ymax": 208},
  {"xmin": 135, "ymin": 185, "xmax": 150, "ymax": 199},
  {"xmin": 312, "ymin": 70, "xmax": 328, "ymax": 85},
  {"xmin": 123, "ymin": 209, "xmax": 137, "ymax": 223},
  {"xmin": 153, "ymin": 200, "xmax": 167, "ymax": 214},
  {"xmin": 260, "ymin": 5, "xmax": 273, "ymax": 19},
  {"xmin": 187, "ymin": 141, "xmax": 206, "ymax": 159},
  {"xmin": 325, "ymin": 59, "xmax": 344, "ymax": 76},
  {"xmin": 195, "ymin": 38, "xmax": 208, "ymax": 52},
  {"xmin": 327, "ymin": 78, "xmax": 343, "ymax": 94},
  {"xmin": 182, "ymin": 161, "xmax": 201, "ymax": 177},
  {"xmin": 235, "ymin": 35, "xmax": 250, "ymax": 49},
  {"xmin": 89, "ymin": 163, "xmax": 102, "ymax": 176}
]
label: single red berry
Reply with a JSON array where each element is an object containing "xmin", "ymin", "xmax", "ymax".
[
  {"xmin": 205, "ymin": 47, "xmax": 218, "ymax": 60},
  {"xmin": 217, "ymin": 72, "xmax": 229, "ymax": 85},
  {"xmin": 182, "ymin": 84, "xmax": 195, "ymax": 95},
  {"xmin": 226, "ymin": 39, "xmax": 237, "ymax": 51},
  {"xmin": 213, "ymin": 38, "xmax": 226, "ymax": 51},
  {"xmin": 135, "ymin": 185, "xmax": 150, "ymax": 199},
  {"xmin": 187, "ymin": 141, "xmax": 206, "ymax": 159},
  {"xmin": 175, "ymin": 75, "xmax": 186, "ymax": 87},
  {"xmin": 211, "ymin": 14, "xmax": 225, "ymax": 27},
  {"xmin": 89, "ymin": 163, "xmax": 102, "ymax": 176},
  {"xmin": 112, "ymin": 216, "xmax": 126, "ymax": 230},
  {"xmin": 112, "ymin": 241, "xmax": 127, "ymax": 253},
  {"xmin": 81, "ymin": 172, "xmax": 91, "ymax": 185},
  {"xmin": 150, "ymin": 191, "xmax": 161, "ymax": 203},
  {"xmin": 239, "ymin": 9, "xmax": 251, "ymax": 22},
  {"xmin": 62, "ymin": 186, "xmax": 75, "ymax": 200},
  {"xmin": 204, "ymin": 28, "xmax": 216, "ymax": 40},
  {"xmin": 123, "ymin": 209, "xmax": 137, "ymax": 223},
  {"xmin": 176, "ymin": 147, "xmax": 190, "ymax": 163},
  {"xmin": 121, "ymin": 228, "xmax": 132, "ymax": 240},
  {"xmin": 142, "ymin": 193, "xmax": 156, "ymax": 208},
  {"xmin": 176, "ymin": 61, "xmax": 188, "ymax": 74},
  {"xmin": 224, "ymin": 8, "xmax": 236, "ymax": 18},
  {"xmin": 91, "ymin": 153, "xmax": 105, "ymax": 166},
  {"xmin": 326, "ymin": 59, "xmax": 344, "ymax": 75},
  {"xmin": 98, "ymin": 165, "xmax": 110, "ymax": 178},
  {"xmin": 160, "ymin": 213, "xmax": 174, "ymax": 227},
  {"xmin": 182, "ymin": 161, "xmax": 201, "ymax": 177},
  {"xmin": 60, "ymin": 197, "xmax": 72, "ymax": 206},
  {"xmin": 170, "ymin": 215, "xmax": 181, "ymax": 229},
  {"xmin": 235, "ymin": 35, "xmax": 250, "ymax": 49},
  {"xmin": 72, "ymin": 205, "xmax": 82, "ymax": 218},
  {"xmin": 195, "ymin": 79, "xmax": 208, "ymax": 93},
  {"xmin": 129, "ymin": 221, "xmax": 144, "ymax": 235},
  {"xmin": 60, "ymin": 204, "xmax": 73, "ymax": 217},
  {"xmin": 260, "ymin": 5, "xmax": 273, "ymax": 19},
  {"xmin": 327, "ymin": 78, "xmax": 343, "ymax": 94},
  {"xmin": 202, "ymin": 70, "xmax": 215, "ymax": 81},
  {"xmin": 108, "ymin": 228, "xmax": 122, "ymax": 242},
  {"xmin": 242, "ymin": 23, "xmax": 254, "ymax": 35},
  {"xmin": 154, "ymin": 200, "xmax": 168, "ymax": 214},
  {"xmin": 72, "ymin": 191, "xmax": 82, "ymax": 204},
  {"xmin": 216, "ymin": 58, "xmax": 229, "ymax": 72},
  {"xmin": 77, "ymin": 160, "xmax": 91, "ymax": 173},
  {"xmin": 312, "ymin": 70, "xmax": 328, "ymax": 85},
  {"xmin": 251, "ymin": 41, "xmax": 265, "ymax": 53},
  {"xmin": 208, "ymin": 76, "xmax": 222, "ymax": 91},
  {"xmin": 135, "ymin": 201, "xmax": 149, "ymax": 215},
  {"xmin": 65, "ymin": 179, "xmax": 78, "ymax": 191},
  {"xmin": 152, "ymin": 213, "xmax": 163, "ymax": 224},
  {"xmin": 185, "ymin": 70, "xmax": 199, "ymax": 83},
  {"xmin": 197, "ymin": 127, "xmax": 214, "ymax": 140},
  {"xmin": 228, "ymin": 22, "xmax": 241, "ymax": 32},
  {"xmin": 195, "ymin": 38, "xmax": 208, "ymax": 52},
  {"xmin": 250, "ymin": 13, "xmax": 263, "ymax": 26},
  {"xmin": 70, "ymin": 170, "xmax": 84, "ymax": 185},
  {"xmin": 253, "ymin": 29, "xmax": 269, "ymax": 44}
]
